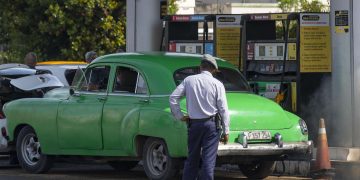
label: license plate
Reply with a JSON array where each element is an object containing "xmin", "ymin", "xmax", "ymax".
[{"xmin": 246, "ymin": 131, "xmax": 271, "ymax": 140}]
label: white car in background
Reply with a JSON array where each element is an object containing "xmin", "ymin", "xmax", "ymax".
[
  {"xmin": 36, "ymin": 61, "xmax": 87, "ymax": 86},
  {"xmin": 0, "ymin": 61, "xmax": 86, "ymax": 152},
  {"xmin": 0, "ymin": 64, "xmax": 64, "ymax": 155}
]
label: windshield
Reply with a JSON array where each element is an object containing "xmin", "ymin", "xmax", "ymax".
[
  {"xmin": 71, "ymin": 67, "xmax": 86, "ymax": 88},
  {"xmin": 174, "ymin": 67, "xmax": 251, "ymax": 92}
]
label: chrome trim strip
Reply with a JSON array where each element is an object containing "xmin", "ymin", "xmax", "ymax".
[
  {"xmin": 149, "ymin": 94, "xmax": 171, "ymax": 98},
  {"xmin": 76, "ymin": 91, "xmax": 107, "ymax": 96},
  {"xmin": 217, "ymin": 141, "xmax": 312, "ymax": 156},
  {"xmin": 108, "ymin": 93, "xmax": 149, "ymax": 98}
]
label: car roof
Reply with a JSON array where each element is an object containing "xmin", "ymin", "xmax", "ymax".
[
  {"xmin": 36, "ymin": 64, "xmax": 87, "ymax": 70},
  {"xmin": 37, "ymin": 61, "xmax": 87, "ymax": 65},
  {"xmin": 92, "ymin": 52, "xmax": 238, "ymax": 95},
  {"xmin": 93, "ymin": 52, "xmax": 234, "ymax": 71}
]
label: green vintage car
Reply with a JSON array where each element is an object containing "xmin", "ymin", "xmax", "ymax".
[{"xmin": 4, "ymin": 52, "xmax": 312, "ymax": 179}]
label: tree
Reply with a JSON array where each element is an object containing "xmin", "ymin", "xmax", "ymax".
[
  {"xmin": 168, "ymin": 0, "xmax": 179, "ymax": 15},
  {"xmin": 300, "ymin": 0, "xmax": 328, "ymax": 12},
  {"xmin": 0, "ymin": 0, "xmax": 126, "ymax": 63},
  {"xmin": 277, "ymin": 0, "xmax": 329, "ymax": 13}
]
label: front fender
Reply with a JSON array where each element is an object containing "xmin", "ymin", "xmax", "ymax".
[{"xmin": 4, "ymin": 98, "xmax": 61, "ymax": 153}]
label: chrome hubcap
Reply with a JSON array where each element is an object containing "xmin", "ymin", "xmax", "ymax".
[
  {"xmin": 147, "ymin": 143, "xmax": 167, "ymax": 176},
  {"xmin": 21, "ymin": 134, "xmax": 41, "ymax": 166}
]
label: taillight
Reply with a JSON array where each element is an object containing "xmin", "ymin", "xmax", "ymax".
[
  {"xmin": 0, "ymin": 111, "xmax": 5, "ymax": 119},
  {"xmin": 1, "ymin": 127, "xmax": 7, "ymax": 138}
]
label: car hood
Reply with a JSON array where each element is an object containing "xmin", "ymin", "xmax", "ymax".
[{"xmin": 226, "ymin": 93, "xmax": 293, "ymax": 130}]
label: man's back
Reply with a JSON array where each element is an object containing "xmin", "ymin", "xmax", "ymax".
[{"xmin": 183, "ymin": 71, "xmax": 223, "ymax": 119}]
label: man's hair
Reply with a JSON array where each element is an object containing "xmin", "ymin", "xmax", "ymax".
[
  {"xmin": 200, "ymin": 60, "xmax": 216, "ymax": 71},
  {"xmin": 85, "ymin": 51, "xmax": 97, "ymax": 62},
  {"xmin": 25, "ymin": 52, "xmax": 37, "ymax": 62}
]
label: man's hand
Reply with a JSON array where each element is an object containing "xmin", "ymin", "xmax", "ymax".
[
  {"xmin": 220, "ymin": 134, "xmax": 229, "ymax": 145},
  {"xmin": 181, "ymin": 115, "xmax": 190, "ymax": 123}
]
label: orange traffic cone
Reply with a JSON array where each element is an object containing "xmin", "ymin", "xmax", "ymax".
[{"xmin": 311, "ymin": 118, "xmax": 335, "ymax": 179}]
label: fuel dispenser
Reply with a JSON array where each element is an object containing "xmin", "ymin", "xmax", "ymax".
[
  {"xmin": 241, "ymin": 13, "xmax": 331, "ymax": 115},
  {"xmin": 161, "ymin": 15, "xmax": 215, "ymax": 55},
  {"xmin": 161, "ymin": 13, "xmax": 331, "ymax": 118}
]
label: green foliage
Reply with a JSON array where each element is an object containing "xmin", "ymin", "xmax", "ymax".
[
  {"xmin": 278, "ymin": 0, "xmax": 300, "ymax": 12},
  {"xmin": 168, "ymin": 0, "xmax": 179, "ymax": 15},
  {"xmin": 0, "ymin": 0, "xmax": 126, "ymax": 62},
  {"xmin": 276, "ymin": 0, "xmax": 329, "ymax": 39},
  {"xmin": 277, "ymin": 0, "xmax": 329, "ymax": 12},
  {"xmin": 300, "ymin": 0, "xmax": 327, "ymax": 12}
]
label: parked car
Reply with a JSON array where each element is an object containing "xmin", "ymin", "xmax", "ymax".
[
  {"xmin": 36, "ymin": 61, "xmax": 87, "ymax": 86},
  {"xmin": 4, "ymin": 52, "xmax": 312, "ymax": 179},
  {"xmin": 0, "ymin": 64, "xmax": 63, "ymax": 154}
]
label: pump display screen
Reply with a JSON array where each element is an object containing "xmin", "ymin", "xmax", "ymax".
[
  {"xmin": 247, "ymin": 42, "xmax": 296, "ymax": 61},
  {"xmin": 246, "ymin": 21, "xmax": 276, "ymax": 40},
  {"xmin": 168, "ymin": 22, "xmax": 198, "ymax": 41}
]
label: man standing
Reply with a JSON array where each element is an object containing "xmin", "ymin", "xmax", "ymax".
[
  {"xmin": 169, "ymin": 54, "xmax": 230, "ymax": 180},
  {"xmin": 24, "ymin": 52, "xmax": 37, "ymax": 69},
  {"xmin": 85, "ymin": 51, "xmax": 97, "ymax": 63}
]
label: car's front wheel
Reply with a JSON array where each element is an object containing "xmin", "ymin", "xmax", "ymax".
[
  {"xmin": 143, "ymin": 138, "xmax": 180, "ymax": 180},
  {"xmin": 238, "ymin": 161, "xmax": 276, "ymax": 179},
  {"xmin": 16, "ymin": 126, "xmax": 53, "ymax": 173}
]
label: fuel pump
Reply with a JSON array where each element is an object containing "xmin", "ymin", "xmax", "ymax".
[
  {"xmin": 241, "ymin": 13, "xmax": 331, "ymax": 115},
  {"xmin": 161, "ymin": 15, "xmax": 215, "ymax": 55},
  {"xmin": 241, "ymin": 13, "xmax": 299, "ymax": 112}
]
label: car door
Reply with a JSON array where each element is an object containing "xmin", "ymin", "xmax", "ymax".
[
  {"xmin": 57, "ymin": 64, "xmax": 111, "ymax": 149},
  {"xmin": 102, "ymin": 65, "xmax": 149, "ymax": 154}
]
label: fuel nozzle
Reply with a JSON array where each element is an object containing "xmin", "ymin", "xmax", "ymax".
[{"xmin": 275, "ymin": 83, "xmax": 288, "ymax": 104}]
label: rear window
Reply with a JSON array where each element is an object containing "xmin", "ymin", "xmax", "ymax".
[{"xmin": 174, "ymin": 67, "xmax": 251, "ymax": 92}]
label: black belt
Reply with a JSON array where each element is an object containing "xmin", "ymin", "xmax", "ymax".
[{"xmin": 189, "ymin": 115, "xmax": 215, "ymax": 123}]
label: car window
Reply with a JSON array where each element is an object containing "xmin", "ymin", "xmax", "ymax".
[
  {"xmin": 113, "ymin": 66, "xmax": 148, "ymax": 94},
  {"xmin": 79, "ymin": 66, "xmax": 110, "ymax": 92},
  {"xmin": 136, "ymin": 75, "xmax": 148, "ymax": 94},
  {"xmin": 64, "ymin": 69, "xmax": 82, "ymax": 86},
  {"xmin": 174, "ymin": 67, "xmax": 251, "ymax": 92}
]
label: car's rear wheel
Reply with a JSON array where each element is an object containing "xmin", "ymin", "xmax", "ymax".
[
  {"xmin": 16, "ymin": 126, "xmax": 53, "ymax": 173},
  {"xmin": 108, "ymin": 161, "xmax": 138, "ymax": 171},
  {"xmin": 238, "ymin": 161, "xmax": 276, "ymax": 179},
  {"xmin": 143, "ymin": 138, "xmax": 180, "ymax": 180}
]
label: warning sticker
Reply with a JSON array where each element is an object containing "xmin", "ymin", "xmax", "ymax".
[
  {"xmin": 300, "ymin": 13, "xmax": 331, "ymax": 73},
  {"xmin": 335, "ymin": 10, "xmax": 349, "ymax": 34}
]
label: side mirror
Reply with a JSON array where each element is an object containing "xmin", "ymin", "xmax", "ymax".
[
  {"xmin": 69, "ymin": 88, "xmax": 75, "ymax": 96},
  {"xmin": 70, "ymin": 88, "xmax": 80, "ymax": 97}
]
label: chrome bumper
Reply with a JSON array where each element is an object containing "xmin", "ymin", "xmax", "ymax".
[{"xmin": 217, "ymin": 141, "xmax": 313, "ymax": 159}]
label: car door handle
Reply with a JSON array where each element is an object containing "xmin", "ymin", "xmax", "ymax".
[
  {"xmin": 139, "ymin": 99, "xmax": 149, "ymax": 103},
  {"xmin": 97, "ymin": 96, "xmax": 107, "ymax": 101}
]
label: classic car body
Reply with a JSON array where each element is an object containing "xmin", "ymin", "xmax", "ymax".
[{"xmin": 4, "ymin": 52, "xmax": 311, "ymax": 179}]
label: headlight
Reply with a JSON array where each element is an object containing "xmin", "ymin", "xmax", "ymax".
[{"xmin": 299, "ymin": 119, "xmax": 308, "ymax": 135}]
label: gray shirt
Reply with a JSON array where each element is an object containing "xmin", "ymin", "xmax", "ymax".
[{"xmin": 169, "ymin": 71, "xmax": 230, "ymax": 134}]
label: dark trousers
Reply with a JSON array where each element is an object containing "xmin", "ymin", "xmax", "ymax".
[{"xmin": 182, "ymin": 118, "xmax": 220, "ymax": 180}]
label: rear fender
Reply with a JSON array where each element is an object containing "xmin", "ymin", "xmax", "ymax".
[{"xmin": 138, "ymin": 108, "xmax": 187, "ymax": 157}]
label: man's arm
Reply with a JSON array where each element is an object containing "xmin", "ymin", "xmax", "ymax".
[
  {"xmin": 169, "ymin": 81, "xmax": 186, "ymax": 120},
  {"xmin": 217, "ymin": 84, "xmax": 230, "ymax": 135}
]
